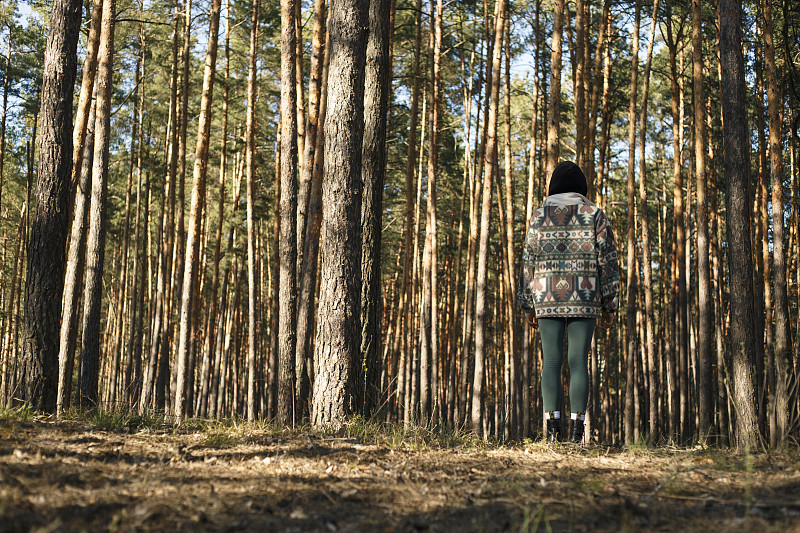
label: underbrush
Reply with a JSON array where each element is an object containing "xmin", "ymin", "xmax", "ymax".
[{"xmin": 342, "ymin": 415, "xmax": 488, "ymax": 450}]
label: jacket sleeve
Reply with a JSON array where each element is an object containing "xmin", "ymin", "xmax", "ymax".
[
  {"xmin": 595, "ymin": 209, "xmax": 620, "ymax": 314},
  {"xmin": 518, "ymin": 215, "xmax": 538, "ymax": 313}
]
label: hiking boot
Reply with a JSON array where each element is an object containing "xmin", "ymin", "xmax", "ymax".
[
  {"xmin": 570, "ymin": 419, "xmax": 585, "ymax": 444},
  {"xmin": 546, "ymin": 418, "xmax": 561, "ymax": 443}
]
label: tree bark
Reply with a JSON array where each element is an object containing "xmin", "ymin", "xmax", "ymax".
[
  {"xmin": 545, "ymin": 0, "xmax": 564, "ymax": 181},
  {"xmin": 245, "ymin": 0, "xmax": 260, "ymax": 422},
  {"xmin": 664, "ymin": 12, "xmax": 688, "ymax": 441},
  {"xmin": 692, "ymin": 0, "xmax": 712, "ymax": 440},
  {"xmin": 18, "ymin": 0, "xmax": 83, "ymax": 412},
  {"xmin": 623, "ymin": 0, "xmax": 640, "ymax": 445},
  {"xmin": 638, "ymin": 0, "xmax": 659, "ymax": 442},
  {"xmin": 57, "ymin": 96, "xmax": 95, "ymax": 415},
  {"xmin": 78, "ymin": 0, "xmax": 115, "ymax": 408},
  {"xmin": 472, "ymin": 0, "xmax": 505, "ymax": 436},
  {"xmin": 311, "ymin": 0, "xmax": 368, "ymax": 430},
  {"xmin": 278, "ymin": 0, "xmax": 299, "ymax": 426},
  {"xmin": 69, "ymin": 0, "xmax": 103, "ymax": 189},
  {"xmin": 174, "ymin": 0, "xmax": 221, "ymax": 420},
  {"xmin": 359, "ymin": 0, "xmax": 392, "ymax": 417},
  {"xmin": 762, "ymin": 0, "xmax": 790, "ymax": 448},
  {"xmin": 296, "ymin": 30, "xmax": 330, "ymax": 420},
  {"xmin": 718, "ymin": 0, "xmax": 760, "ymax": 450}
]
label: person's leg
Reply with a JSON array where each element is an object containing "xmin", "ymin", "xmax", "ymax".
[
  {"xmin": 538, "ymin": 318, "xmax": 566, "ymax": 415},
  {"xmin": 565, "ymin": 317, "xmax": 596, "ymax": 413}
]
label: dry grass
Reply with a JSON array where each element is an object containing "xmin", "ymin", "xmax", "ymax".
[{"xmin": 1, "ymin": 410, "xmax": 800, "ymax": 532}]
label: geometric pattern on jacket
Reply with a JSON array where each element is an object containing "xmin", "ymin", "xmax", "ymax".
[{"xmin": 518, "ymin": 203, "xmax": 620, "ymax": 318}]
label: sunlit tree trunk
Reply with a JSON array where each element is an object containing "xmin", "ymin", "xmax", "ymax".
[
  {"xmin": 18, "ymin": 0, "xmax": 83, "ymax": 412},
  {"xmin": 311, "ymin": 0, "xmax": 368, "ymax": 429},
  {"xmin": 57, "ymin": 97, "xmax": 95, "ymax": 414},
  {"xmin": 297, "ymin": 32, "xmax": 330, "ymax": 420},
  {"xmin": 69, "ymin": 0, "xmax": 103, "ymax": 191},
  {"xmin": 174, "ymin": 0, "xmax": 221, "ymax": 420},
  {"xmin": 623, "ymin": 0, "xmax": 640, "ymax": 445},
  {"xmin": 78, "ymin": 0, "xmax": 114, "ymax": 408},
  {"xmin": 472, "ymin": 0, "xmax": 505, "ymax": 436},
  {"xmin": 664, "ymin": 12, "xmax": 687, "ymax": 440},
  {"xmin": 295, "ymin": 0, "xmax": 327, "ymax": 416},
  {"xmin": 692, "ymin": 0, "xmax": 712, "ymax": 441},
  {"xmin": 762, "ymin": 0, "xmax": 790, "ymax": 448},
  {"xmin": 245, "ymin": 0, "xmax": 260, "ymax": 422},
  {"xmin": 278, "ymin": 0, "xmax": 299, "ymax": 426},
  {"xmin": 638, "ymin": 0, "xmax": 659, "ymax": 442},
  {"xmin": 197, "ymin": 0, "xmax": 231, "ymax": 418}
]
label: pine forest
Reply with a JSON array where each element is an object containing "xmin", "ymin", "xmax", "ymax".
[{"xmin": 3, "ymin": 0, "xmax": 800, "ymax": 454}]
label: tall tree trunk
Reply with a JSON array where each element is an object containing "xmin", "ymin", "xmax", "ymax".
[
  {"xmin": 79, "ymin": 0, "xmax": 115, "ymax": 408},
  {"xmin": 502, "ymin": 10, "xmax": 516, "ymax": 439},
  {"xmin": 245, "ymin": 0, "xmax": 260, "ymax": 422},
  {"xmin": 573, "ymin": 0, "xmax": 586, "ymax": 169},
  {"xmin": 18, "ymin": 0, "xmax": 83, "ymax": 412},
  {"xmin": 198, "ymin": 0, "xmax": 231, "ymax": 418},
  {"xmin": 665, "ymin": 13, "xmax": 688, "ymax": 441},
  {"xmin": 278, "ymin": 0, "xmax": 299, "ymax": 426},
  {"xmin": 472, "ymin": 0, "xmax": 505, "ymax": 436},
  {"xmin": 762, "ymin": 0, "xmax": 790, "ymax": 448},
  {"xmin": 70, "ymin": 0, "xmax": 103, "ymax": 190},
  {"xmin": 295, "ymin": 0, "xmax": 327, "ymax": 417},
  {"xmin": 297, "ymin": 30, "xmax": 330, "ymax": 420},
  {"xmin": 57, "ymin": 96, "xmax": 95, "ymax": 414},
  {"xmin": 311, "ymin": 0, "xmax": 368, "ymax": 429},
  {"xmin": 174, "ymin": 0, "xmax": 221, "ymax": 420},
  {"xmin": 396, "ymin": 0, "xmax": 423, "ymax": 424},
  {"xmin": 718, "ymin": 0, "xmax": 760, "ymax": 450},
  {"xmin": 0, "ymin": 23, "xmax": 10, "ymax": 220},
  {"xmin": 692, "ymin": 0, "xmax": 712, "ymax": 440},
  {"xmin": 545, "ymin": 0, "xmax": 564, "ymax": 180},
  {"xmin": 585, "ymin": 0, "xmax": 610, "ymax": 201},
  {"xmin": 359, "ymin": 0, "xmax": 391, "ymax": 417},
  {"xmin": 638, "ymin": 0, "xmax": 659, "ymax": 442},
  {"xmin": 623, "ymin": 0, "xmax": 640, "ymax": 445}
]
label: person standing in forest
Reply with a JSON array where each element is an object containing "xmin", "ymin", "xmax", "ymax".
[{"xmin": 519, "ymin": 161, "xmax": 620, "ymax": 443}]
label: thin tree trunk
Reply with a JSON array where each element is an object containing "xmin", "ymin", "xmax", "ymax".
[
  {"xmin": 692, "ymin": 0, "xmax": 712, "ymax": 441},
  {"xmin": 623, "ymin": 0, "xmax": 640, "ymax": 445},
  {"xmin": 573, "ymin": 0, "xmax": 586, "ymax": 170},
  {"xmin": 70, "ymin": 0, "xmax": 103, "ymax": 189},
  {"xmin": 472, "ymin": 0, "xmax": 505, "ymax": 436},
  {"xmin": 762, "ymin": 0, "xmax": 790, "ymax": 448},
  {"xmin": 278, "ymin": 0, "xmax": 299, "ymax": 426},
  {"xmin": 198, "ymin": 0, "xmax": 231, "ymax": 418},
  {"xmin": 296, "ymin": 32, "xmax": 330, "ymax": 420},
  {"xmin": 359, "ymin": 0, "xmax": 391, "ymax": 417},
  {"xmin": 638, "ymin": 0, "xmax": 659, "ymax": 442},
  {"xmin": 174, "ymin": 0, "xmax": 221, "ymax": 420},
  {"xmin": 665, "ymin": 13, "xmax": 688, "ymax": 441},
  {"xmin": 79, "ymin": 0, "xmax": 115, "ymax": 408},
  {"xmin": 545, "ymin": 0, "xmax": 564, "ymax": 181},
  {"xmin": 57, "ymin": 96, "xmax": 95, "ymax": 414},
  {"xmin": 245, "ymin": 0, "xmax": 260, "ymax": 422}
]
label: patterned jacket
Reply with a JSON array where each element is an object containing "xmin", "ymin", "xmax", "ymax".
[{"xmin": 518, "ymin": 197, "xmax": 620, "ymax": 318}]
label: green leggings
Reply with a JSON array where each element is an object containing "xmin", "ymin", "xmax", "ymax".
[{"xmin": 538, "ymin": 317, "xmax": 596, "ymax": 413}]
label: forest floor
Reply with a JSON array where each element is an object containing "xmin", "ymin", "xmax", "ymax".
[{"xmin": 1, "ymin": 410, "xmax": 800, "ymax": 533}]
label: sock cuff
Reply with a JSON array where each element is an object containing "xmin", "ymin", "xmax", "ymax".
[
  {"xmin": 571, "ymin": 412, "xmax": 585, "ymax": 421},
  {"xmin": 545, "ymin": 410, "xmax": 561, "ymax": 420}
]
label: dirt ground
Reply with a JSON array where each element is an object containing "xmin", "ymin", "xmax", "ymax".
[{"xmin": 2, "ymin": 417, "xmax": 800, "ymax": 532}]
